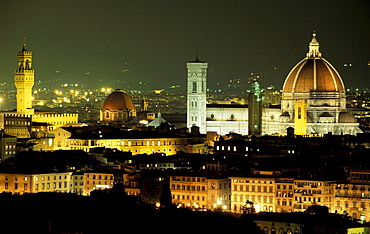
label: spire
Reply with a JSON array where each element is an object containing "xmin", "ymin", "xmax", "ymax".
[
  {"xmin": 195, "ymin": 46, "xmax": 199, "ymax": 62},
  {"xmin": 22, "ymin": 38, "xmax": 27, "ymax": 52},
  {"xmin": 189, "ymin": 46, "xmax": 205, "ymax": 63},
  {"xmin": 306, "ymin": 31, "xmax": 322, "ymax": 58}
]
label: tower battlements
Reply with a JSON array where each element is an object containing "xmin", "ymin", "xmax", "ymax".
[
  {"xmin": 18, "ymin": 51, "xmax": 32, "ymax": 55},
  {"xmin": 15, "ymin": 70, "xmax": 34, "ymax": 74}
]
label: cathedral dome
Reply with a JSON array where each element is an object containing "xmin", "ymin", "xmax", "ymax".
[
  {"xmin": 102, "ymin": 89, "xmax": 135, "ymax": 111},
  {"xmin": 282, "ymin": 33, "xmax": 345, "ymax": 93}
]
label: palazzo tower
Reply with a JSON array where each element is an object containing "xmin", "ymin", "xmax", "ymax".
[{"xmin": 14, "ymin": 43, "xmax": 34, "ymax": 115}]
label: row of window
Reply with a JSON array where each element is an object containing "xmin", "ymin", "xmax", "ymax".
[
  {"xmin": 295, "ymin": 196, "xmax": 321, "ymax": 203},
  {"xmin": 294, "ymin": 189, "xmax": 323, "ymax": 195},
  {"xmin": 233, "ymin": 185, "xmax": 274, "ymax": 193},
  {"xmin": 232, "ymin": 179, "xmax": 273, "ymax": 184},
  {"xmin": 4, "ymin": 181, "xmax": 70, "ymax": 190},
  {"xmin": 336, "ymin": 191, "xmax": 370, "ymax": 198},
  {"xmin": 172, "ymin": 177, "xmax": 206, "ymax": 182},
  {"xmin": 86, "ymin": 181, "xmax": 113, "ymax": 185},
  {"xmin": 87, "ymin": 140, "xmax": 182, "ymax": 147},
  {"xmin": 86, "ymin": 174, "xmax": 113, "ymax": 180},
  {"xmin": 233, "ymin": 194, "xmax": 274, "ymax": 204},
  {"xmin": 171, "ymin": 185, "xmax": 206, "ymax": 191},
  {"xmin": 5, "ymin": 121, "xmax": 30, "ymax": 126},
  {"xmin": 5, "ymin": 143, "xmax": 16, "ymax": 150},
  {"xmin": 336, "ymin": 201, "xmax": 369, "ymax": 209},
  {"xmin": 172, "ymin": 194, "xmax": 206, "ymax": 202},
  {"xmin": 336, "ymin": 184, "xmax": 370, "ymax": 190}
]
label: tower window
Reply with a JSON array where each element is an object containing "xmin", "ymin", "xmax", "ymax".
[{"xmin": 192, "ymin": 82, "xmax": 197, "ymax": 92}]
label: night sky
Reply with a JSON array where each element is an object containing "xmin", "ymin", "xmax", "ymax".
[{"xmin": 0, "ymin": 0, "xmax": 369, "ymax": 91}]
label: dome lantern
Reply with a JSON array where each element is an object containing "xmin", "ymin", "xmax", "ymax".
[{"xmin": 306, "ymin": 31, "xmax": 322, "ymax": 58}]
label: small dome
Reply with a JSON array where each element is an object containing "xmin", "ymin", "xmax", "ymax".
[
  {"xmin": 280, "ymin": 112, "xmax": 290, "ymax": 117},
  {"xmin": 320, "ymin": 112, "xmax": 333, "ymax": 117},
  {"xmin": 339, "ymin": 112, "xmax": 357, "ymax": 123},
  {"xmin": 102, "ymin": 89, "xmax": 135, "ymax": 111}
]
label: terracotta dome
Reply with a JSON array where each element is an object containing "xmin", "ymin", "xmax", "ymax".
[
  {"xmin": 282, "ymin": 33, "xmax": 345, "ymax": 93},
  {"xmin": 102, "ymin": 89, "xmax": 135, "ymax": 111},
  {"xmin": 338, "ymin": 112, "xmax": 357, "ymax": 123}
]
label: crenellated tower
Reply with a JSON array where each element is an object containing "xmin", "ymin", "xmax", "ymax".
[{"xmin": 14, "ymin": 43, "xmax": 34, "ymax": 115}]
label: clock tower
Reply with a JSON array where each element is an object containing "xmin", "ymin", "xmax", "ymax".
[
  {"xmin": 14, "ymin": 43, "xmax": 34, "ymax": 115},
  {"xmin": 186, "ymin": 54, "xmax": 207, "ymax": 134}
]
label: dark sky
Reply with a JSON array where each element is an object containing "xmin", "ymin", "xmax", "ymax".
[{"xmin": 0, "ymin": 0, "xmax": 369, "ymax": 91}]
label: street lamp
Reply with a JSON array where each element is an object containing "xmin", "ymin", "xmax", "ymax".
[{"xmin": 0, "ymin": 98, "xmax": 3, "ymax": 111}]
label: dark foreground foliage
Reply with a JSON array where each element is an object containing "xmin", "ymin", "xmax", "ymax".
[{"xmin": 0, "ymin": 192, "xmax": 258, "ymax": 234}]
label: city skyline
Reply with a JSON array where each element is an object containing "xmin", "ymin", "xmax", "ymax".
[{"xmin": 0, "ymin": 0, "xmax": 369, "ymax": 91}]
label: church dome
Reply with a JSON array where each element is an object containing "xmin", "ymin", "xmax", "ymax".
[
  {"xmin": 282, "ymin": 33, "xmax": 345, "ymax": 93},
  {"xmin": 338, "ymin": 112, "xmax": 357, "ymax": 123},
  {"xmin": 102, "ymin": 89, "xmax": 135, "ymax": 111}
]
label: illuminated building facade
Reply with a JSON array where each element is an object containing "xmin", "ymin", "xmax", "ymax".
[
  {"xmin": 333, "ymin": 170, "xmax": 370, "ymax": 222},
  {"xmin": 293, "ymin": 179, "xmax": 335, "ymax": 212},
  {"xmin": 31, "ymin": 172, "xmax": 74, "ymax": 193},
  {"xmin": 0, "ymin": 172, "xmax": 73, "ymax": 194},
  {"xmin": 230, "ymin": 176, "xmax": 276, "ymax": 213},
  {"xmin": 275, "ymin": 178, "xmax": 294, "ymax": 213},
  {"xmin": 84, "ymin": 172, "xmax": 115, "ymax": 196},
  {"xmin": 0, "ymin": 171, "xmax": 137, "ymax": 196},
  {"xmin": 170, "ymin": 175, "xmax": 231, "ymax": 210},
  {"xmin": 65, "ymin": 127, "xmax": 204, "ymax": 155}
]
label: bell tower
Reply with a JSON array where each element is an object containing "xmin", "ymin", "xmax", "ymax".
[
  {"xmin": 186, "ymin": 51, "xmax": 207, "ymax": 134},
  {"xmin": 14, "ymin": 42, "xmax": 34, "ymax": 115}
]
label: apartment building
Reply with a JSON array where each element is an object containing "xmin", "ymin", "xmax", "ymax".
[
  {"xmin": 170, "ymin": 174, "xmax": 230, "ymax": 211},
  {"xmin": 333, "ymin": 170, "xmax": 370, "ymax": 221},
  {"xmin": 0, "ymin": 170, "xmax": 134, "ymax": 196},
  {"xmin": 230, "ymin": 176, "xmax": 276, "ymax": 213},
  {"xmin": 0, "ymin": 172, "xmax": 73, "ymax": 194},
  {"xmin": 0, "ymin": 173, "xmax": 33, "ymax": 194},
  {"xmin": 84, "ymin": 171, "xmax": 115, "ymax": 196},
  {"xmin": 275, "ymin": 178, "xmax": 295, "ymax": 212},
  {"xmin": 293, "ymin": 179, "xmax": 335, "ymax": 212},
  {"xmin": 31, "ymin": 172, "xmax": 74, "ymax": 193}
]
